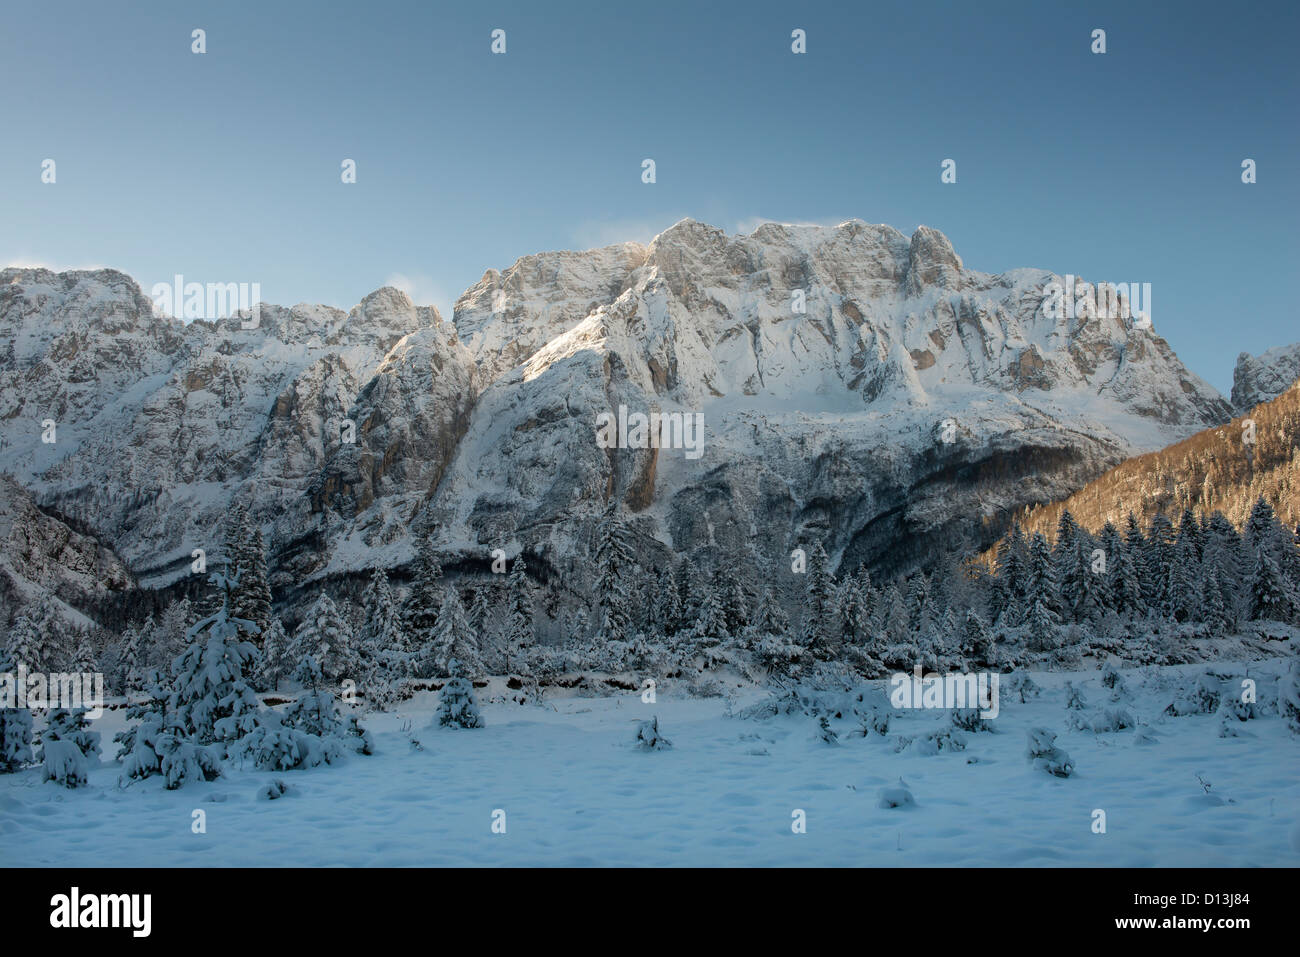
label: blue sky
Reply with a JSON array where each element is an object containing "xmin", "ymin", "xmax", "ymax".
[{"xmin": 2, "ymin": 0, "xmax": 1295, "ymax": 394}]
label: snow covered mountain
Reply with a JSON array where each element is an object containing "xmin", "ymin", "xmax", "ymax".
[
  {"xmin": 1232, "ymin": 343, "xmax": 1300, "ymax": 412},
  {"xmin": 0, "ymin": 220, "xmax": 1234, "ymax": 612}
]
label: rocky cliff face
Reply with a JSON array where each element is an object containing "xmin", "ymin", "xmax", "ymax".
[
  {"xmin": 1232, "ymin": 343, "xmax": 1300, "ymax": 411},
  {"xmin": 0, "ymin": 220, "xmax": 1235, "ymax": 610},
  {"xmin": 0, "ymin": 473, "xmax": 133, "ymax": 627}
]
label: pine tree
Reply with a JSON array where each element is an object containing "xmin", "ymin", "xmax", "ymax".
[
  {"xmin": 960, "ymin": 610, "xmax": 995, "ymax": 667},
  {"xmin": 30, "ymin": 596, "xmax": 70, "ymax": 672},
  {"xmin": 1250, "ymin": 548, "xmax": 1292, "ymax": 621},
  {"xmin": 1120, "ymin": 513, "xmax": 1150, "ymax": 617},
  {"xmin": 1203, "ymin": 511, "xmax": 1247, "ymax": 626},
  {"xmin": 501, "ymin": 559, "xmax": 535, "ymax": 674},
  {"xmin": 801, "ymin": 541, "xmax": 836, "ymax": 659},
  {"xmin": 837, "ymin": 575, "xmax": 869, "ymax": 647},
  {"xmin": 291, "ymin": 592, "xmax": 358, "ymax": 682},
  {"xmin": 1024, "ymin": 533, "xmax": 1059, "ymax": 616},
  {"xmin": 1166, "ymin": 537, "xmax": 1200, "ymax": 623},
  {"xmin": 115, "ymin": 624, "xmax": 147, "ymax": 696},
  {"xmin": 403, "ymin": 538, "xmax": 445, "ymax": 653},
  {"xmin": 1104, "ymin": 521, "xmax": 1142, "ymax": 617},
  {"xmin": 360, "ymin": 566, "xmax": 404, "ymax": 658},
  {"xmin": 257, "ymin": 617, "xmax": 290, "ymax": 691},
  {"xmin": 225, "ymin": 506, "xmax": 272, "ymax": 639},
  {"xmin": 1282, "ymin": 659, "xmax": 1300, "ymax": 736},
  {"xmin": 283, "ymin": 654, "xmax": 371, "ymax": 755},
  {"xmin": 4, "ymin": 615, "xmax": 44, "ymax": 674},
  {"xmin": 992, "ymin": 522, "xmax": 1027, "ymax": 622},
  {"xmin": 436, "ymin": 658, "xmax": 484, "ymax": 729},
  {"xmin": 690, "ymin": 583, "xmax": 731, "ymax": 668},
  {"xmin": 1202, "ymin": 569, "xmax": 1229, "ymax": 632},
  {"xmin": 676, "ymin": 557, "xmax": 700, "ymax": 632},
  {"xmin": 1026, "ymin": 599, "xmax": 1059, "ymax": 652},
  {"xmin": 593, "ymin": 502, "xmax": 636, "ymax": 645},
  {"xmin": 71, "ymin": 632, "xmax": 98, "ymax": 676},
  {"xmin": 426, "ymin": 588, "xmax": 483, "ymax": 678},
  {"xmin": 1144, "ymin": 512, "xmax": 1176, "ymax": 615},
  {"xmin": 0, "ymin": 648, "xmax": 34, "ymax": 772},
  {"xmin": 167, "ymin": 574, "xmax": 262, "ymax": 750},
  {"xmin": 657, "ymin": 563, "xmax": 684, "ymax": 637},
  {"xmin": 1054, "ymin": 510, "xmax": 1081, "ymax": 568},
  {"xmin": 154, "ymin": 599, "xmax": 193, "ymax": 671}
]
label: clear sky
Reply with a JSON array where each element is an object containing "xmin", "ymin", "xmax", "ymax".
[{"xmin": 2, "ymin": 0, "xmax": 1295, "ymax": 395}]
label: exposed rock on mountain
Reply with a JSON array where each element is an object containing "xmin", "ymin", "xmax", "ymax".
[
  {"xmin": 0, "ymin": 473, "xmax": 133, "ymax": 627},
  {"xmin": 1232, "ymin": 343, "xmax": 1300, "ymax": 412}
]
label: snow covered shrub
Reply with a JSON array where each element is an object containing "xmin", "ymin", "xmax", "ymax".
[
  {"xmin": 1025, "ymin": 727, "xmax": 1073, "ymax": 778},
  {"xmin": 40, "ymin": 709, "xmax": 101, "ymax": 788},
  {"xmin": 1050, "ymin": 643, "xmax": 1083, "ymax": 670},
  {"xmin": 1064, "ymin": 681, "xmax": 1088, "ymax": 711},
  {"xmin": 895, "ymin": 728, "xmax": 966, "ymax": 755},
  {"xmin": 1164, "ymin": 673, "xmax": 1222, "ymax": 717},
  {"xmin": 436, "ymin": 658, "xmax": 484, "ymax": 729},
  {"xmin": 815, "ymin": 714, "xmax": 839, "ymax": 745},
  {"xmin": 635, "ymin": 715, "xmax": 672, "ymax": 751},
  {"xmin": 1217, "ymin": 683, "xmax": 1260, "ymax": 725},
  {"xmin": 1067, "ymin": 707, "xmax": 1135, "ymax": 733},
  {"xmin": 1100, "ymin": 662, "xmax": 1128, "ymax": 700},
  {"xmin": 1008, "ymin": 673, "xmax": 1040, "ymax": 703},
  {"xmin": 284, "ymin": 656, "xmax": 372, "ymax": 754},
  {"xmin": 950, "ymin": 708, "xmax": 994, "ymax": 732},
  {"xmin": 878, "ymin": 779, "xmax": 915, "ymax": 809},
  {"xmin": 156, "ymin": 732, "xmax": 222, "ymax": 789},
  {"xmin": 257, "ymin": 779, "xmax": 288, "ymax": 801},
  {"xmin": 240, "ymin": 655, "xmax": 372, "ymax": 770},
  {"xmin": 858, "ymin": 705, "xmax": 891, "ymax": 737}
]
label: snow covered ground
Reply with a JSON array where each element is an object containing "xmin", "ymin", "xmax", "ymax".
[{"xmin": 4, "ymin": 661, "xmax": 1299, "ymax": 867}]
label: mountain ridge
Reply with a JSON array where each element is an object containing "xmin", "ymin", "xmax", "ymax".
[{"xmin": 0, "ymin": 219, "xmax": 1242, "ymax": 628}]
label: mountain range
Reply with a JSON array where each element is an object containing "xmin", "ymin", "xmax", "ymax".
[{"xmin": 1, "ymin": 219, "xmax": 1294, "ymax": 628}]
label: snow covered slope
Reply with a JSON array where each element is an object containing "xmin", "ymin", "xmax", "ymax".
[{"xmin": 0, "ymin": 221, "xmax": 1234, "ymax": 602}]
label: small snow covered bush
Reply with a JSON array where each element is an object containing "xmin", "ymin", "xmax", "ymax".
[
  {"xmin": 1067, "ymin": 707, "xmax": 1135, "ymax": 733},
  {"xmin": 1025, "ymin": 727, "xmax": 1074, "ymax": 778},
  {"xmin": 950, "ymin": 708, "xmax": 994, "ymax": 732},
  {"xmin": 895, "ymin": 727, "xmax": 966, "ymax": 755},
  {"xmin": 635, "ymin": 715, "xmax": 672, "ymax": 751},
  {"xmin": 1064, "ymin": 681, "xmax": 1088, "ymax": 711},
  {"xmin": 815, "ymin": 714, "xmax": 839, "ymax": 745},
  {"xmin": 1100, "ymin": 662, "xmax": 1128, "ymax": 699},
  {"xmin": 878, "ymin": 779, "xmax": 915, "ymax": 809},
  {"xmin": 1008, "ymin": 673, "xmax": 1040, "ymax": 703},
  {"xmin": 1164, "ymin": 673, "xmax": 1222, "ymax": 717}
]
